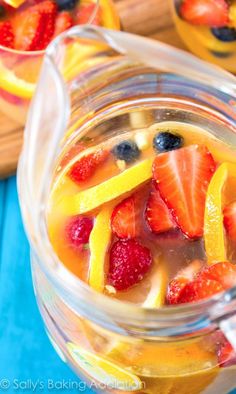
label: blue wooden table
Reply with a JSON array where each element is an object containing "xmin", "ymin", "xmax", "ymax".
[
  {"xmin": 0, "ymin": 176, "xmax": 235, "ymax": 394},
  {"xmin": 0, "ymin": 176, "xmax": 95, "ymax": 393}
]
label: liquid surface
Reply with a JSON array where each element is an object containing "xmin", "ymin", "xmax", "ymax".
[
  {"xmin": 172, "ymin": 0, "xmax": 236, "ymax": 73},
  {"xmin": 48, "ymin": 121, "xmax": 236, "ymax": 305}
]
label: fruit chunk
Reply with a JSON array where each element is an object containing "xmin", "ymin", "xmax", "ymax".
[
  {"xmin": 112, "ymin": 140, "xmax": 140, "ymax": 163},
  {"xmin": 0, "ymin": 21, "xmax": 14, "ymax": 48},
  {"xmin": 180, "ymin": 0, "xmax": 229, "ymax": 27},
  {"xmin": 224, "ymin": 201, "xmax": 236, "ymax": 242},
  {"xmin": 168, "ymin": 261, "xmax": 236, "ymax": 304},
  {"xmin": 75, "ymin": 3, "xmax": 100, "ymax": 25},
  {"xmin": 217, "ymin": 335, "xmax": 236, "ymax": 366},
  {"xmin": 108, "ymin": 239, "xmax": 152, "ymax": 290},
  {"xmin": 200, "ymin": 262, "xmax": 236, "ymax": 289},
  {"xmin": 12, "ymin": 0, "xmax": 57, "ymax": 51},
  {"xmin": 111, "ymin": 194, "xmax": 142, "ymax": 239},
  {"xmin": 153, "ymin": 145, "xmax": 216, "ymax": 239},
  {"xmin": 204, "ymin": 163, "xmax": 236, "ymax": 264},
  {"xmin": 65, "ymin": 215, "xmax": 93, "ymax": 247},
  {"xmin": 178, "ymin": 279, "xmax": 224, "ymax": 303},
  {"xmin": 54, "ymin": 11, "xmax": 73, "ymax": 37},
  {"xmin": 145, "ymin": 185, "xmax": 176, "ymax": 234},
  {"xmin": 68, "ymin": 149, "xmax": 109, "ymax": 183},
  {"xmin": 229, "ymin": 1, "xmax": 236, "ymax": 27},
  {"xmin": 0, "ymin": 60, "xmax": 34, "ymax": 99},
  {"xmin": 89, "ymin": 206, "xmax": 113, "ymax": 293},
  {"xmin": 143, "ymin": 259, "xmax": 168, "ymax": 308},
  {"xmin": 38, "ymin": 0, "xmax": 57, "ymax": 50},
  {"xmin": 3, "ymin": 0, "xmax": 25, "ymax": 8},
  {"xmin": 211, "ymin": 27, "xmax": 236, "ymax": 42},
  {"xmin": 67, "ymin": 342, "xmax": 142, "ymax": 391},
  {"xmin": 153, "ymin": 131, "xmax": 184, "ymax": 152},
  {"xmin": 61, "ymin": 158, "xmax": 153, "ymax": 215},
  {"xmin": 167, "ymin": 260, "xmax": 203, "ymax": 304}
]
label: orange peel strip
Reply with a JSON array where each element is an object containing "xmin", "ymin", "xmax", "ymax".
[
  {"xmin": 204, "ymin": 162, "xmax": 236, "ymax": 265},
  {"xmin": 88, "ymin": 205, "xmax": 113, "ymax": 293}
]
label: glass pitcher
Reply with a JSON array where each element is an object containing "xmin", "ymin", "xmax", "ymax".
[{"xmin": 18, "ymin": 25, "xmax": 236, "ymax": 394}]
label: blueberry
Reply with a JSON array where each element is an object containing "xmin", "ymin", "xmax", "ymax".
[
  {"xmin": 211, "ymin": 27, "xmax": 236, "ymax": 42},
  {"xmin": 56, "ymin": 0, "xmax": 77, "ymax": 11},
  {"xmin": 112, "ymin": 140, "xmax": 141, "ymax": 163},
  {"xmin": 153, "ymin": 131, "xmax": 184, "ymax": 152}
]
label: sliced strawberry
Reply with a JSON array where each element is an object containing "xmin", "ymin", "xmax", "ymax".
[
  {"xmin": 153, "ymin": 145, "xmax": 216, "ymax": 239},
  {"xmin": 54, "ymin": 11, "xmax": 73, "ymax": 37},
  {"xmin": 0, "ymin": 21, "xmax": 14, "ymax": 48},
  {"xmin": 145, "ymin": 185, "xmax": 176, "ymax": 234},
  {"xmin": 75, "ymin": 3, "xmax": 101, "ymax": 25},
  {"xmin": 36, "ymin": 0, "xmax": 57, "ymax": 50},
  {"xmin": 68, "ymin": 149, "xmax": 109, "ymax": 183},
  {"xmin": 167, "ymin": 277, "xmax": 188, "ymax": 305},
  {"xmin": 180, "ymin": 0, "xmax": 229, "ymax": 27},
  {"xmin": 167, "ymin": 259, "xmax": 203, "ymax": 304},
  {"xmin": 224, "ymin": 201, "xmax": 236, "ymax": 242},
  {"xmin": 199, "ymin": 261, "xmax": 236, "ymax": 289},
  {"xmin": 13, "ymin": 10, "xmax": 44, "ymax": 51},
  {"xmin": 178, "ymin": 278, "xmax": 224, "ymax": 303},
  {"xmin": 111, "ymin": 194, "xmax": 142, "ymax": 239},
  {"xmin": 12, "ymin": 0, "xmax": 56, "ymax": 51}
]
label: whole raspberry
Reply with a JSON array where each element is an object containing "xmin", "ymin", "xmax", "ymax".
[
  {"xmin": 108, "ymin": 240, "xmax": 152, "ymax": 290},
  {"xmin": 65, "ymin": 216, "xmax": 93, "ymax": 247}
]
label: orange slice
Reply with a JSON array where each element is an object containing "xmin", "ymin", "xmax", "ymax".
[
  {"xmin": 3, "ymin": 0, "xmax": 26, "ymax": 7},
  {"xmin": 60, "ymin": 158, "xmax": 153, "ymax": 215},
  {"xmin": 0, "ymin": 60, "xmax": 35, "ymax": 99},
  {"xmin": 67, "ymin": 342, "xmax": 143, "ymax": 391},
  {"xmin": 99, "ymin": 0, "xmax": 121, "ymax": 29},
  {"xmin": 88, "ymin": 205, "xmax": 113, "ymax": 292},
  {"xmin": 204, "ymin": 162, "xmax": 236, "ymax": 264}
]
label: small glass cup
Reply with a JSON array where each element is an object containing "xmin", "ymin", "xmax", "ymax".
[
  {"xmin": 18, "ymin": 26, "xmax": 236, "ymax": 394},
  {"xmin": 0, "ymin": 0, "xmax": 120, "ymax": 132},
  {"xmin": 170, "ymin": 0, "xmax": 236, "ymax": 74}
]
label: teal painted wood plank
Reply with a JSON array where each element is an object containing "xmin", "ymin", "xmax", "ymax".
[{"xmin": 0, "ymin": 177, "xmax": 95, "ymax": 393}]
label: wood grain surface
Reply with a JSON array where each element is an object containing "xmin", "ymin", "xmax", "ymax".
[{"xmin": 0, "ymin": 0, "xmax": 186, "ymax": 179}]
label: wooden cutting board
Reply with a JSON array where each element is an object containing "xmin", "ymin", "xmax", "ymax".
[{"xmin": 0, "ymin": 0, "xmax": 186, "ymax": 178}]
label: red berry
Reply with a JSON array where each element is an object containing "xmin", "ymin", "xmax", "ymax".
[
  {"xmin": 224, "ymin": 201, "xmax": 236, "ymax": 242},
  {"xmin": 153, "ymin": 145, "xmax": 216, "ymax": 239},
  {"xmin": 75, "ymin": 3, "xmax": 101, "ymax": 25},
  {"xmin": 178, "ymin": 278, "xmax": 224, "ymax": 303},
  {"xmin": 167, "ymin": 260, "xmax": 203, "ymax": 304},
  {"xmin": 54, "ymin": 11, "xmax": 73, "ymax": 37},
  {"xmin": 180, "ymin": 0, "xmax": 229, "ymax": 27},
  {"xmin": 12, "ymin": 0, "xmax": 57, "ymax": 51},
  {"xmin": 200, "ymin": 262, "xmax": 236, "ymax": 289},
  {"xmin": 68, "ymin": 149, "xmax": 109, "ymax": 183},
  {"xmin": 217, "ymin": 336, "xmax": 236, "ymax": 367},
  {"xmin": 0, "ymin": 21, "xmax": 14, "ymax": 48},
  {"xmin": 38, "ymin": 0, "xmax": 57, "ymax": 50},
  {"xmin": 108, "ymin": 239, "xmax": 152, "ymax": 290},
  {"xmin": 65, "ymin": 216, "xmax": 93, "ymax": 247},
  {"xmin": 166, "ymin": 277, "xmax": 188, "ymax": 305},
  {"xmin": 111, "ymin": 194, "xmax": 143, "ymax": 239},
  {"xmin": 145, "ymin": 184, "xmax": 176, "ymax": 234}
]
